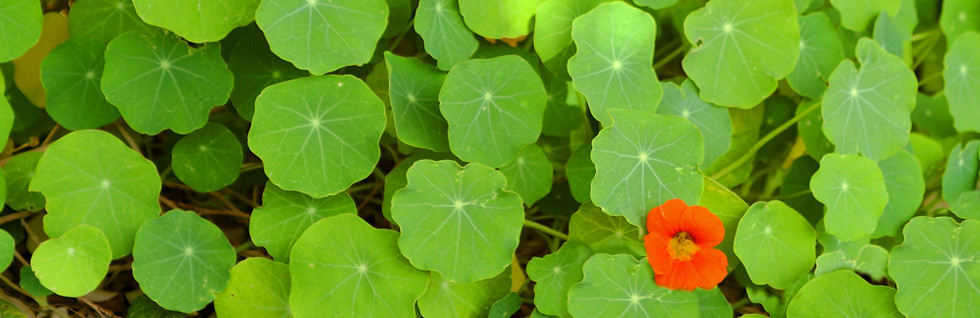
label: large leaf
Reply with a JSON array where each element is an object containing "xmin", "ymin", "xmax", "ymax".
[
  {"xmin": 39, "ymin": 35, "xmax": 119, "ymax": 130},
  {"xmin": 214, "ymin": 258, "xmax": 291, "ymax": 318},
  {"xmin": 0, "ymin": 0, "xmax": 42, "ymax": 62},
  {"xmin": 786, "ymin": 270, "xmax": 901, "ymax": 317},
  {"xmin": 810, "ymin": 154, "xmax": 889, "ymax": 241},
  {"xmin": 249, "ymin": 182, "xmax": 356, "ymax": 263},
  {"xmin": 567, "ymin": 254, "xmax": 699, "ymax": 317},
  {"xmin": 384, "ymin": 52, "xmax": 450, "ymax": 151},
  {"xmin": 943, "ymin": 31, "xmax": 980, "ymax": 133},
  {"xmin": 132, "ymin": 0, "xmax": 260, "ymax": 43},
  {"xmin": 31, "ymin": 225, "xmax": 111, "ymax": 297},
  {"xmin": 734, "ymin": 201, "xmax": 816, "ymax": 289},
  {"xmin": 414, "ymin": 0, "xmax": 478, "ymax": 71}
]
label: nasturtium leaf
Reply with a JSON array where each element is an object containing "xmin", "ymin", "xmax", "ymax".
[
  {"xmin": 132, "ymin": 0, "xmax": 259, "ymax": 43},
  {"xmin": 214, "ymin": 258, "xmax": 290, "ymax": 318},
  {"xmin": 912, "ymin": 93, "xmax": 956, "ymax": 138},
  {"xmin": 567, "ymin": 254, "xmax": 699, "ymax": 318},
  {"xmin": 873, "ymin": 8, "xmax": 914, "ymax": 59},
  {"xmin": 944, "ymin": 31, "xmax": 980, "ymax": 133},
  {"xmin": 534, "ymin": 0, "xmax": 610, "ymax": 79},
  {"xmin": 796, "ymin": 100, "xmax": 834, "ymax": 160},
  {"xmin": 488, "ymin": 292, "xmax": 522, "ymax": 318},
  {"xmin": 227, "ymin": 33, "xmax": 307, "ymax": 121},
  {"xmin": 822, "ymin": 38, "xmax": 916, "ymax": 162},
  {"xmin": 0, "ymin": 230, "xmax": 13, "ymax": 271},
  {"xmin": 940, "ymin": 0, "xmax": 980, "ymax": 44},
  {"xmin": 418, "ymin": 268, "xmax": 512, "ymax": 318},
  {"xmin": 29, "ymin": 130, "xmax": 161, "ymax": 259},
  {"xmin": 248, "ymin": 75, "xmax": 386, "ymax": 198},
  {"xmin": 634, "ymin": 0, "xmax": 678, "ymax": 10},
  {"xmin": 658, "ymin": 80, "xmax": 732, "ymax": 168},
  {"xmin": 526, "ymin": 241, "xmax": 591, "ymax": 317},
  {"xmin": 567, "ymin": 2, "xmax": 661, "ymax": 125},
  {"xmin": 127, "ymin": 295, "xmax": 183, "ymax": 318},
  {"xmin": 810, "ymin": 154, "xmax": 889, "ymax": 241},
  {"xmin": 250, "ymin": 182, "xmax": 356, "ymax": 263},
  {"xmin": 439, "ymin": 55, "xmax": 546, "ymax": 167},
  {"xmin": 0, "ymin": 86, "xmax": 10, "ymax": 143},
  {"xmin": 414, "ymin": 0, "xmax": 478, "ymax": 71},
  {"xmin": 255, "ymin": 0, "xmax": 387, "ymax": 74},
  {"xmin": 67, "ymin": 0, "xmax": 154, "ymax": 43},
  {"xmin": 699, "ymin": 176, "xmax": 749, "ymax": 272},
  {"xmin": 457, "ymin": 0, "xmax": 538, "ymax": 38},
  {"xmin": 681, "ymin": 0, "xmax": 799, "ymax": 108},
  {"xmin": 906, "ymin": 133, "xmax": 945, "ymax": 181},
  {"xmin": 704, "ymin": 107, "xmax": 763, "ymax": 187},
  {"xmin": 392, "ymin": 160, "xmax": 523, "ymax": 283},
  {"xmin": 172, "ymin": 123, "xmax": 243, "ymax": 192},
  {"xmin": 19, "ymin": 266, "xmax": 52, "ymax": 298},
  {"xmin": 953, "ymin": 191, "xmax": 980, "ymax": 220},
  {"xmin": 289, "ymin": 214, "xmax": 427, "ymax": 318},
  {"xmin": 540, "ymin": 72, "xmax": 582, "ymax": 136},
  {"xmin": 568, "ymin": 202, "xmax": 644, "ymax": 257},
  {"xmin": 39, "ymin": 35, "xmax": 119, "ymax": 130},
  {"xmin": 384, "ymin": 52, "xmax": 450, "ymax": 152},
  {"xmin": 787, "ymin": 270, "xmax": 900, "ymax": 317},
  {"xmin": 31, "ymin": 225, "xmax": 111, "ymax": 297},
  {"xmin": 565, "ymin": 145, "xmax": 595, "ymax": 203},
  {"xmin": 828, "ymin": 0, "xmax": 900, "ymax": 31},
  {"xmin": 132, "ymin": 210, "xmax": 236, "ymax": 313},
  {"xmin": 500, "ymin": 144, "xmax": 553, "ymax": 206},
  {"xmin": 381, "ymin": 151, "xmax": 458, "ymax": 222},
  {"xmin": 942, "ymin": 141, "xmax": 980, "ymax": 205},
  {"xmin": 0, "ymin": 0, "xmax": 42, "ymax": 63},
  {"xmin": 696, "ymin": 288, "xmax": 733, "ymax": 318},
  {"xmin": 788, "ymin": 12, "xmax": 846, "ymax": 99},
  {"xmin": 734, "ymin": 201, "xmax": 816, "ymax": 289},
  {"xmin": 815, "ymin": 244, "xmax": 889, "ymax": 281},
  {"xmin": 3, "ymin": 151, "xmax": 44, "ymax": 211},
  {"xmin": 383, "ymin": 0, "xmax": 412, "ymax": 38},
  {"xmin": 591, "ymin": 109, "xmax": 703, "ymax": 227},
  {"xmin": 101, "ymin": 29, "xmax": 233, "ymax": 135},
  {"xmin": 873, "ymin": 150, "xmax": 924, "ymax": 238}
]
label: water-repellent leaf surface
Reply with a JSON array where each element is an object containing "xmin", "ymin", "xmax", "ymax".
[
  {"xmin": 39, "ymin": 35, "xmax": 119, "ymax": 130},
  {"xmin": 567, "ymin": 254, "xmax": 699, "ymax": 317},
  {"xmin": 567, "ymin": 2, "xmax": 661, "ymax": 125},
  {"xmin": 132, "ymin": 210, "xmax": 236, "ymax": 313},
  {"xmin": 384, "ymin": 52, "xmax": 450, "ymax": 152},
  {"xmin": 944, "ymin": 31, "xmax": 980, "ymax": 133},
  {"xmin": 391, "ymin": 160, "xmax": 523, "ymax": 283},
  {"xmin": 31, "ymin": 225, "xmax": 111, "ymax": 297},
  {"xmin": 734, "ymin": 201, "xmax": 816, "ymax": 289},
  {"xmin": 534, "ymin": 0, "xmax": 611, "ymax": 79},
  {"xmin": 526, "ymin": 241, "xmax": 591, "ymax": 317},
  {"xmin": 132, "ymin": 0, "xmax": 260, "ymax": 43},
  {"xmin": 227, "ymin": 33, "xmax": 307, "ymax": 121},
  {"xmin": 249, "ymin": 182, "xmax": 356, "ymax": 263},
  {"xmin": 0, "ymin": 0, "xmax": 42, "ymax": 63},
  {"xmin": 810, "ymin": 154, "xmax": 889, "ymax": 241},
  {"xmin": 66, "ymin": 0, "xmax": 154, "ymax": 43},
  {"xmin": 171, "ymin": 123, "xmax": 243, "ymax": 192},
  {"xmin": 29, "ymin": 130, "xmax": 161, "ymax": 258},
  {"xmin": 657, "ymin": 80, "xmax": 731, "ymax": 168},
  {"xmin": 414, "ymin": 0, "xmax": 478, "ymax": 71},
  {"xmin": 289, "ymin": 214, "xmax": 427, "ymax": 318},
  {"xmin": 786, "ymin": 270, "xmax": 901, "ymax": 318},
  {"xmin": 247, "ymin": 75, "xmax": 386, "ymax": 198},
  {"xmin": 213, "ymin": 258, "xmax": 291, "ymax": 318}
]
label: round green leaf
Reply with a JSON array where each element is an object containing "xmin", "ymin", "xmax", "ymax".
[
  {"xmin": 681, "ymin": 0, "xmax": 799, "ymax": 108},
  {"xmin": 499, "ymin": 144, "xmax": 553, "ymax": 206},
  {"xmin": 289, "ymin": 214, "xmax": 427, "ymax": 318},
  {"xmin": 788, "ymin": 12, "xmax": 846, "ymax": 99},
  {"xmin": 534, "ymin": 0, "xmax": 611, "ymax": 79},
  {"xmin": 526, "ymin": 241, "xmax": 591, "ymax": 317},
  {"xmin": 657, "ymin": 80, "xmax": 731, "ymax": 168},
  {"xmin": 458, "ymin": 0, "xmax": 538, "ymax": 38},
  {"xmin": 591, "ymin": 109, "xmax": 704, "ymax": 227},
  {"xmin": 439, "ymin": 55, "xmax": 546, "ymax": 167},
  {"xmin": 247, "ymin": 75, "xmax": 386, "ymax": 198},
  {"xmin": 214, "ymin": 258, "xmax": 290, "ymax": 318},
  {"xmin": 829, "ymin": 0, "xmax": 899, "ymax": 31},
  {"xmin": 381, "ymin": 151, "xmax": 458, "ymax": 223},
  {"xmin": 889, "ymin": 217, "xmax": 980, "ymax": 317},
  {"xmin": 568, "ymin": 202, "xmax": 644, "ymax": 258},
  {"xmin": 414, "ymin": 0, "xmax": 478, "ymax": 71},
  {"xmin": 132, "ymin": 210, "xmax": 236, "ymax": 313},
  {"xmin": 255, "ymin": 0, "xmax": 387, "ymax": 74},
  {"xmin": 873, "ymin": 150, "xmax": 924, "ymax": 238},
  {"xmin": 29, "ymin": 130, "xmax": 161, "ymax": 258},
  {"xmin": 418, "ymin": 268, "xmax": 512, "ymax": 318},
  {"xmin": 39, "ymin": 35, "xmax": 119, "ymax": 130},
  {"xmin": 952, "ymin": 190, "xmax": 980, "ymax": 220},
  {"xmin": 941, "ymin": 141, "xmax": 979, "ymax": 205},
  {"xmin": 567, "ymin": 2, "xmax": 661, "ymax": 125},
  {"xmin": 944, "ymin": 31, "xmax": 980, "ymax": 133},
  {"xmin": 3, "ymin": 151, "xmax": 45, "ymax": 211},
  {"xmin": 227, "ymin": 33, "xmax": 307, "ymax": 121},
  {"xmin": 939, "ymin": 0, "xmax": 979, "ymax": 44},
  {"xmin": 822, "ymin": 38, "xmax": 916, "ymax": 162},
  {"xmin": 172, "ymin": 123, "xmax": 243, "ymax": 192},
  {"xmin": 391, "ymin": 160, "xmax": 523, "ymax": 283},
  {"xmin": 31, "ymin": 225, "xmax": 111, "ymax": 297},
  {"xmin": 101, "ymin": 29, "xmax": 233, "ymax": 135},
  {"xmin": 249, "ymin": 182, "xmax": 356, "ymax": 263},
  {"xmin": 787, "ymin": 270, "xmax": 901, "ymax": 318},
  {"xmin": 0, "ymin": 230, "xmax": 13, "ymax": 271},
  {"xmin": 133, "ymin": 0, "xmax": 259, "ymax": 43},
  {"xmin": 734, "ymin": 201, "xmax": 816, "ymax": 289},
  {"xmin": 67, "ymin": 0, "xmax": 154, "ymax": 43},
  {"xmin": 567, "ymin": 254, "xmax": 699, "ymax": 317},
  {"xmin": 0, "ymin": 0, "xmax": 42, "ymax": 63},
  {"xmin": 384, "ymin": 52, "xmax": 450, "ymax": 152},
  {"xmin": 810, "ymin": 154, "xmax": 889, "ymax": 241},
  {"xmin": 699, "ymin": 176, "xmax": 749, "ymax": 272},
  {"xmin": 565, "ymin": 144, "xmax": 594, "ymax": 203},
  {"xmin": 19, "ymin": 266, "xmax": 52, "ymax": 298}
]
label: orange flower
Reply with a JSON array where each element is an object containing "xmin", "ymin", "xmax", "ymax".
[{"xmin": 644, "ymin": 199, "xmax": 728, "ymax": 291}]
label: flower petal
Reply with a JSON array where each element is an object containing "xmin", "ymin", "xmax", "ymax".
[
  {"xmin": 646, "ymin": 198, "xmax": 688, "ymax": 236},
  {"xmin": 644, "ymin": 233, "xmax": 675, "ymax": 275},
  {"xmin": 680, "ymin": 205, "xmax": 725, "ymax": 249},
  {"xmin": 652, "ymin": 248, "xmax": 728, "ymax": 291}
]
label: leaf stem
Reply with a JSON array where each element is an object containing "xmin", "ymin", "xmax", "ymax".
[
  {"xmin": 115, "ymin": 122, "xmax": 141, "ymax": 156},
  {"xmin": 386, "ymin": 20, "xmax": 415, "ymax": 52},
  {"xmin": 917, "ymin": 71, "xmax": 943, "ymax": 88},
  {"xmin": 653, "ymin": 43, "xmax": 688, "ymax": 70},
  {"xmin": 0, "ymin": 211, "xmax": 33, "ymax": 226},
  {"xmin": 523, "ymin": 219, "xmax": 569, "ymax": 241},
  {"xmin": 0, "ymin": 274, "xmax": 48, "ymax": 310},
  {"xmin": 710, "ymin": 101, "xmax": 821, "ymax": 180}
]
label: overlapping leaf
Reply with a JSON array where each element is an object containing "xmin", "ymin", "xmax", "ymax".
[
  {"xmin": 67, "ymin": 0, "xmax": 154, "ymax": 43},
  {"xmin": 457, "ymin": 0, "xmax": 538, "ymax": 38},
  {"xmin": 39, "ymin": 35, "xmax": 119, "ymax": 130},
  {"xmin": 417, "ymin": 268, "xmax": 512, "ymax": 318},
  {"xmin": 227, "ymin": 33, "xmax": 307, "ymax": 121},
  {"xmin": 499, "ymin": 144, "xmax": 553, "ymax": 206},
  {"xmin": 787, "ymin": 270, "xmax": 901, "ymax": 317},
  {"xmin": 829, "ymin": 0, "xmax": 900, "ymax": 31},
  {"xmin": 534, "ymin": 0, "xmax": 611, "ymax": 78},
  {"xmin": 787, "ymin": 12, "xmax": 846, "ymax": 99},
  {"xmin": 31, "ymin": 225, "xmax": 111, "ymax": 297},
  {"xmin": 657, "ymin": 80, "xmax": 731, "ymax": 168},
  {"xmin": 214, "ymin": 258, "xmax": 291, "ymax": 318},
  {"xmin": 3, "ymin": 151, "xmax": 44, "ymax": 211},
  {"xmin": 0, "ymin": 0, "xmax": 42, "ymax": 62},
  {"xmin": 414, "ymin": 0, "xmax": 478, "ymax": 70},
  {"xmin": 874, "ymin": 150, "xmax": 924, "ymax": 238},
  {"xmin": 249, "ymin": 182, "xmax": 356, "ymax": 263},
  {"xmin": 384, "ymin": 52, "xmax": 450, "ymax": 151},
  {"xmin": 526, "ymin": 242, "xmax": 591, "ymax": 317},
  {"xmin": 939, "ymin": 0, "xmax": 980, "ymax": 44},
  {"xmin": 943, "ymin": 31, "xmax": 980, "ymax": 133},
  {"xmin": 567, "ymin": 254, "xmax": 699, "ymax": 317},
  {"xmin": 810, "ymin": 154, "xmax": 889, "ymax": 241},
  {"xmin": 132, "ymin": 0, "xmax": 259, "ymax": 43},
  {"xmin": 734, "ymin": 201, "xmax": 816, "ymax": 289},
  {"xmin": 171, "ymin": 123, "xmax": 243, "ymax": 192},
  {"xmin": 941, "ymin": 141, "xmax": 979, "ymax": 205}
]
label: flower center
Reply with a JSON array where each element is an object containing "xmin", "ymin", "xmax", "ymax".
[{"xmin": 668, "ymin": 231, "xmax": 700, "ymax": 261}]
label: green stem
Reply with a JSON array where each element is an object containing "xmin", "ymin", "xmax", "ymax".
[
  {"xmin": 0, "ymin": 274, "xmax": 48, "ymax": 310},
  {"xmin": 912, "ymin": 32, "xmax": 941, "ymax": 70},
  {"xmin": 234, "ymin": 241, "xmax": 254, "ymax": 254},
  {"xmin": 710, "ymin": 101, "xmax": 821, "ymax": 180},
  {"xmin": 387, "ymin": 20, "xmax": 415, "ymax": 52},
  {"xmin": 653, "ymin": 43, "xmax": 688, "ymax": 70},
  {"xmin": 918, "ymin": 71, "xmax": 943, "ymax": 88},
  {"xmin": 910, "ymin": 28, "xmax": 940, "ymax": 42},
  {"xmin": 523, "ymin": 219, "xmax": 570, "ymax": 241}
]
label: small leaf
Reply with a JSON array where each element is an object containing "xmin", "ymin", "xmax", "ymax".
[
  {"xmin": 414, "ymin": 0, "xmax": 478, "ymax": 71},
  {"xmin": 941, "ymin": 140, "xmax": 979, "ymax": 205},
  {"xmin": 418, "ymin": 268, "xmax": 512, "ymax": 318},
  {"xmin": 249, "ymin": 182, "xmax": 356, "ymax": 263},
  {"xmin": 568, "ymin": 202, "xmax": 644, "ymax": 257},
  {"xmin": 810, "ymin": 154, "xmax": 889, "ymax": 241},
  {"xmin": 786, "ymin": 270, "xmax": 900, "ymax": 317},
  {"xmin": 3, "ymin": 151, "xmax": 45, "ymax": 211},
  {"xmin": 795, "ymin": 100, "xmax": 834, "ymax": 160},
  {"xmin": 526, "ymin": 241, "xmax": 591, "ymax": 317},
  {"xmin": 734, "ymin": 201, "xmax": 816, "ymax": 289},
  {"xmin": 384, "ymin": 52, "xmax": 450, "ymax": 152},
  {"xmin": 696, "ymin": 288, "xmax": 733, "ymax": 318},
  {"xmin": 0, "ymin": 230, "xmax": 13, "ymax": 271},
  {"xmin": 0, "ymin": 0, "xmax": 42, "ymax": 62},
  {"xmin": 567, "ymin": 254, "xmax": 699, "ymax": 317},
  {"xmin": 39, "ymin": 35, "xmax": 119, "ymax": 130},
  {"xmin": 565, "ymin": 145, "xmax": 594, "ymax": 203},
  {"xmin": 32, "ymin": 225, "xmax": 111, "ymax": 297},
  {"xmin": 499, "ymin": 144, "xmax": 554, "ymax": 206},
  {"xmin": 18, "ymin": 266, "xmax": 52, "ymax": 298},
  {"xmin": 943, "ymin": 31, "xmax": 980, "ymax": 133},
  {"xmin": 488, "ymin": 292, "xmax": 523, "ymax": 318},
  {"xmin": 699, "ymin": 176, "xmax": 749, "ymax": 272},
  {"xmin": 171, "ymin": 123, "xmax": 243, "ymax": 192},
  {"xmin": 814, "ymin": 244, "xmax": 889, "ymax": 281},
  {"xmin": 828, "ymin": 0, "xmax": 900, "ymax": 31}
]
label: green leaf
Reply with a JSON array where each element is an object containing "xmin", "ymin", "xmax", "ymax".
[
  {"xmin": 418, "ymin": 268, "xmax": 512, "ymax": 318},
  {"xmin": 289, "ymin": 214, "xmax": 427, "ymax": 318},
  {"xmin": 810, "ymin": 154, "xmax": 889, "ymax": 241},
  {"xmin": 568, "ymin": 202, "xmax": 644, "ymax": 257},
  {"xmin": 567, "ymin": 254, "xmax": 699, "ymax": 317},
  {"xmin": 873, "ymin": 150, "xmax": 924, "ymax": 238},
  {"xmin": 249, "ymin": 181, "xmax": 356, "ymax": 263},
  {"xmin": 18, "ymin": 266, "xmax": 52, "ymax": 298},
  {"xmin": 101, "ymin": 29, "xmax": 233, "ymax": 135},
  {"xmin": 889, "ymin": 217, "xmax": 980, "ymax": 317},
  {"xmin": 132, "ymin": 0, "xmax": 259, "ymax": 43},
  {"xmin": 696, "ymin": 288, "xmax": 733, "ymax": 318},
  {"xmin": 67, "ymin": 0, "xmax": 154, "ymax": 43},
  {"xmin": 254, "ymin": 0, "xmax": 387, "ymax": 74},
  {"xmin": 681, "ymin": 0, "xmax": 799, "ymax": 108},
  {"xmin": 384, "ymin": 52, "xmax": 450, "ymax": 152},
  {"xmin": 943, "ymin": 31, "xmax": 980, "ymax": 133},
  {"xmin": 828, "ymin": 0, "xmax": 899, "ymax": 31},
  {"xmin": 734, "ymin": 201, "xmax": 816, "ymax": 289},
  {"xmin": 247, "ymin": 75, "xmax": 386, "ymax": 198},
  {"xmin": 939, "ymin": 0, "xmax": 980, "ymax": 44},
  {"xmin": 911, "ymin": 93, "xmax": 957, "ymax": 138},
  {"xmin": 3, "ymin": 151, "xmax": 45, "ymax": 211},
  {"xmin": 533, "ymin": 0, "xmax": 611, "ymax": 79},
  {"xmin": 699, "ymin": 176, "xmax": 749, "ymax": 272},
  {"xmin": 414, "ymin": 0, "xmax": 478, "ymax": 71},
  {"xmin": 796, "ymin": 100, "xmax": 834, "ymax": 160},
  {"xmin": 657, "ymin": 80, "xmax": 732, "ymax": 168},
  {"xmin": 39, "ymin": 35, "xmax": 119, "ymax": 130},
  {"xmin": 132, "ymin": 210, "xmax": 236, "ymax": 313},
  {"xmin": 567, "ymin": 2, "xmax": 661, "ymax": 125},
  {"xmin": 458, "ymin": 0, "xmax": 539, "ymax": 38},
  {"xmin": 439, "ymin": 55, "xmax": 546, "ymax": 167},
  {"xmin": 391, "ymin": 160, "xmax": 524, "ymax": 283},
  {"xmin": 382, "ymin": 0, "xmax": 412, "ymax": 38},
  {"xmin": 31, "ymin": 225, "xmax": 111, "ymax": 297},
  {"xmin": 787, "ymin": 12, "xmax": 846, "ymax": 99},
  {"xmin": 822, "ymin": 38, "xmax": 917, "ymax": 162},
  {"xmin": 214, "ymin": 258, "xmax": 290, "ymax": 318},
  {"xmin": 0, "ymin": 230, "xmax": 13, "ymax": 271},
  {"xmin": 565, "ymin": 144, "xmax": 594, "ymax": 203},
  {"xmin": 591, "ymin": 109, "xmax": 703, "ymax": 227},
  {"xmin": 540, "ymin": 71, "xmax": 583, "ymax": 136},
  {"xmin": 634, "ymin": 0, "xmax": 678, "ymax": 10},
  {"xmin": 29, "ymin": 130, "xmax": 161, "ymax": 258},
  {"xmin": 488, "ymin": 292, "xmax": 522, "ymax": 318},
  {"xmin": 227, "ymin": 33, "xmax": 307, "ymax": 121},
  {"xmin": 499, "ymin": 144, "xmax": 553, "ymax": 206},
  {"xmin": 171, "ymin": 123, "xmax": 243, "ymax": 192},
  {"xmin": 0, "ymin": 0, "xmax": 42, "ymax": 62},
  {"xmin": 952, "ymin": 190, "xmax": 980, "ymax": 220},
  {"xmin": 381, "ymin": 151, "xmax": 458, "ymax": 223},
  {"xmin": 786, "ymin": 270, "xmax": 901, "ymax": 317},
  {"xmin": 526, "ymin": 241, "xmax": 591, "ymax": 317},
  {"xmin": 941, "ymin": 140, "xmax": 980, "ymax": 205},
  {"xmin": 127, "ymin": 295, "xmax": 184, "ymax": 318},
  {"xmin": 815, "ymin": 244, "xmax": 889, "ymax": 281}
]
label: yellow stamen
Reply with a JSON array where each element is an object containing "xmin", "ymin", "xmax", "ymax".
[{"xmin": 668, "ymin": 232, "xmax": 700, "ymax": 261}]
